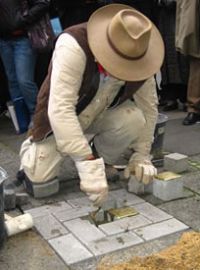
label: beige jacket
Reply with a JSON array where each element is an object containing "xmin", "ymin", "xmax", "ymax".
[{"xmin": 48, "ymin": 33, "xmax": 158, "ymax": 161}]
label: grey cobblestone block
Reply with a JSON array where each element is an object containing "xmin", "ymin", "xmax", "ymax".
[
  {"xmin": 134, "ymin": 218, "xmax": 189, "ymax": 241},
  {"xmin": 48, "ymin": 234, "xmax": 93, "ymax": 265},
  {"xmin": 67, "ymin": 197, "xmax": 97, "ymax": 210},
  {"xmin": 53, "ymin": 206, "xmax": 94, "ymax": 222},
  {"xmin": 128, "ymin": 176, "xmax": 153, "ymax": 195},
  {"xmin": 88, "ymin": 231, "xmax": 143, "ymax": 257},
  {"xmin": 31, "ymin": 178, "xmax": 59, "ymax": 198},
  {"xmin": 110, "ymin": 189, "xmax": 145, "ymax": 206},
  {"xmin": 164, "ymin": 153, "xmax": 188, "ymax": 173},
  {"xmin": 134, "ymin": 202, "xmax": 172, "ymax": 222},
  {"xmin": 34, "ymin": 214, "xmax": 69, "ymax": 240},
  {"xmin": 153, "ymin": 178, "xmax": 184, "ymax": 201},
  {"xmin": 64, "ymin": 218, "xmax": 105, "ymax": 245},
  {"xmin": 16, "ymin": 192, "xmax": 29, "ymax": 206},
  {"xmin": 25, "ymin": 201, "xmax": 72, "ymax": 218},
  {"xmin": 99, "ymin": 214, "xmax": 152, "ymax": 236},
  {"xmin": 4, "ymin": 188, "xmax": 16, "ymax": 210}
]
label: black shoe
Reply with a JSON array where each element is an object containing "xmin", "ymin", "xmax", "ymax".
[
  {"xmin": 162, "ymin": 100, "xmax": 178, "ymax": 111},
  {"xmin": 182, "ymin": 112, "xmax": 200, "ymax": 125}
]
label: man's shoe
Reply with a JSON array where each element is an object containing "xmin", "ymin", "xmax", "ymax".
[
  {"xmin": 182, "ymin": 112, "xmax": 200, "ymax": 125},
  {"xmin": 162, "ymin": 100, "xmax": 178, "ymax": 111}
]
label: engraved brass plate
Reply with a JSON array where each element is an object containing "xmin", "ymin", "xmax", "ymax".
[
  {"xmin": 155, "ymin": 171, "xmax": 181, "ymax": 181},
  {"xmin": 107, "ymin": 206, "xmax": 138, "ymax": 219}
]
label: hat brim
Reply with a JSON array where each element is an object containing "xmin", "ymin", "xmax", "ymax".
[{"xmin": 87, "ymin": 4, "xmax": 165, "ymax": 81}]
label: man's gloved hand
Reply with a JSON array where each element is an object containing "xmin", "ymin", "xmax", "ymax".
[
  {"xmin": 124, "ymin": 157, "xmax": 157, "ymax": 185},
  {"xmin": 75, "ymin": 158, "xmax": 108, "ymax": 206}
]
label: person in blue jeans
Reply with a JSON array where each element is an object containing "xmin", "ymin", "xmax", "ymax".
[{"xmin": 0, "ymin": 0, "xmax": 50, "ymax": 132}]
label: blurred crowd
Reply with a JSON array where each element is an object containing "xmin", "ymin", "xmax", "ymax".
[{"xmin": 0, "ymin": 0, "xmax": 200, "ymax": 132}]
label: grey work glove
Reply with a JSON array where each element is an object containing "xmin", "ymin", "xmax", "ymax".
[
  {"xmin": 75, "ymin": 158, "xmax": 108, "ymax": 207},
  {"xmin": 124, "ymin": 156, "xmax": 157, "ymax": 185}
]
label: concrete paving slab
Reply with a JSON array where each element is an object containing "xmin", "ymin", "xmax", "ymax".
[
  {"xmin": 183, "ymin": 172, "xmax": 200, "ymax": 194},
  {"xmin": 109, "ymin": 189, "xmax": 145, "ymax": 206},
  {"xmin": 63, "ymin": 218, "xmax": 105, "ymax": 245},
  {"xmin": 134, "ymin": 218, "xmax": 189, "ymax": 241},
  {"xmin": 158, "ymin": 196, "xmax": 200, "ymax": 231},
  {"xmin": 99, "ymin": 214, "xmax": 152, "ymax": 236},
  {"xmin": 88, "ymin": 231, "xmax": 143, "ymax": 257},
  {"xmin": 53, "ymin": 206, "xmax": 95, "ymax": 222},
  {"xmin": 67, "ymin": 196, "xmax": 97, "ymax": 209},
  {"xmin": 34, "ymin": 214, "xmax": 69, "ymax": 240},
  {"xmin": 25, "ymin": 201, "xmax": 72, "ymax": 218},
  {"xmin": 48, "ymin": 234, "xmax": 93, "ymax": 265},
  {"xmin": 133, "ymin": 202, "xmax": 172, "ymax": 222}
]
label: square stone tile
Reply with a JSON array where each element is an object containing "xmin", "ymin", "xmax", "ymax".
[
  {"xmin": 64, "ymin": 218, "xmax": 105, "ymax": 245},
  {"xmin": 25, "ymin": 201, "xmax": 72, "ymax": 218},
  {"xmin": 134, "ymin": 218, "xmax": 189, "ymax": 241},
  {"xmin": 34, "ymin": 214, "xmax": 69, "ymax": 240},
  {"xmin": 88, "ymin": 231, "xmax": 143, "ymax": 257},
  {"xmin": 134, "ymin": 202, "xmax": 172, "ymax": 222},
  {"xmin": 99, "ymin": 215, "xmax": 152, "ymax": 236},
  {"xmin": 48, "ymin": 234, "xmax": 93, "ymax": 265}
]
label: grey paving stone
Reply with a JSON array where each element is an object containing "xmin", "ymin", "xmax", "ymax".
[
  {"xmin": 109, "ymin": 189, "xmax": 145, "ymax": 206},
  {"xmin": 158, "ymin": 196, "xmax": 200, "ymax": 231},
  {"xmin": 134, "ymin": 218, "xmax": 189, "ymax": 241},
  {"xmin": 31, "ymin": 178, "xmax": 59, "ymax": 198},
  {"xmin": 67, "ymin": 196, "xmax": 97, "ymax": 210},
  {"xmin": 64, "ymin": 218, "xmax": 105, "ymax": 245},
  {"xmin": 25, "ymin": 201, "xmax": 72, "ymax": 218},
  {"xmin": 153, "ymin": 178, "xmax": 184, "ymax": 201},
  {"xmin": 164, "ymin": 153, "xmax": 188, "ymax": 173},
  {"xmin": 99, "ymin": 214, "xmax": 152, "ymax": 236},
  {"xmin": 48, "ymin": 234, "xmax": 93, "ymax": 265},
  {"xmin": 128, "ymin": 176, "xmax": 153, "ymax": 195},
  {"xmin": 88, "ymin": 231, "xmax": 143, "ymax": 257},
  {"xmin": 133, "ymin": 202, "xmax": 172, "ymax": 222},
  {"xmin": 34, "ymin": 214, "xmax": 69, "ymax": 240},
  {"xmin": 54, "ymin": 206, "xmax": 94, "ymax": 222}
]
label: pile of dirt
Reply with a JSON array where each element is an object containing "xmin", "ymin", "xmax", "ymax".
[{"xmin": 97, "ymin": 232, "xmax": 200, "ymax": 270}]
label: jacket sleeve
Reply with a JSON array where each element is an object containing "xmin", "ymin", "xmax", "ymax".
[
  {"xmin": 131, "ymin": 76, "xmax": 158, "ymax": 160},
  {"xmin": 23, "ymin": 0, "xmax": 50, "ymax": 27},
  {"xmin": 48, "ymin": 33, "xmax": 93, "ymax": 161}
]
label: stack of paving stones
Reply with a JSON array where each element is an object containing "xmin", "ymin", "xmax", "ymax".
[{"xmin": 25, "ymin": 189, "xmax": 189, "ymax": 267}]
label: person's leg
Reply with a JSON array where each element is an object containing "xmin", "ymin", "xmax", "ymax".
[
  {"xmin": 186, "ymin": 57, "xmax": 200, "ymax": 113},
  {"xmin": 183, "ymin": 57, "xmax": 200, "ymax": 125},
  {"xmin": 87, "ymin": 100, "xmax": 146, "ymax": 165},
  {"xmin": 0, "ymin": 39, "xmax": 22, "ymax": 101},
  {"xmin": 20, "ymin": 135, "xmax": 63, "ymax": 183},
  {"xmin": 14, "ymin": 37, "xmax": 38, "ymax": 116}
]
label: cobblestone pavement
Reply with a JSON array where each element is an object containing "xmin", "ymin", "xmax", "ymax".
[{"xmin": 25, "ymin": 188, "xmax": 188, "ymax": 266}]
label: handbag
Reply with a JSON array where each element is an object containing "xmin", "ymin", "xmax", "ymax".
[{"xmin": 28, "ymin": 13, "xmax": 56, "ymax": 52}]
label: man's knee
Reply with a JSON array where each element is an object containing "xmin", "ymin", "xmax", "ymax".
[
  {"xmin": 113, "ymin": 105, "xmax": 146, "ymax": 137},
  {"xmin": 20, "ymin": 136, "xmax": 62, "ymax": 183}
]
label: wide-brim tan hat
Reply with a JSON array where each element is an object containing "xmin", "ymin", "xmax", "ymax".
[{"xmin": 87, "ymin": 4, "xmax": 164, "ymax": 81}]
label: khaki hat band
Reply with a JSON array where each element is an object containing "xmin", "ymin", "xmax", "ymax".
[{"xmin": 106, "ymin": 27, "xmax": 147, "ymax": 60}]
